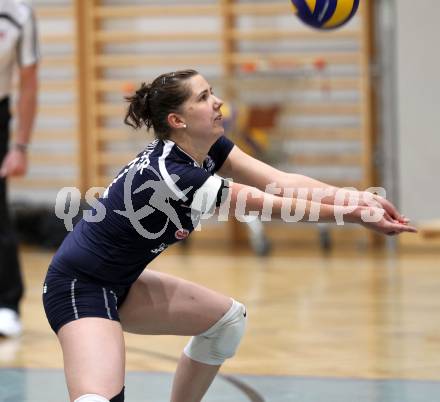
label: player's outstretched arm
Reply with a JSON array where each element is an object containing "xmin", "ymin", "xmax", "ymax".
[
  {"xmin": 224, "ymin": 182, "xmax": 417, "ymax": 236},
  {"xmin": 218, "ymin": 145, "xmax": 411, "ymax": 228}
]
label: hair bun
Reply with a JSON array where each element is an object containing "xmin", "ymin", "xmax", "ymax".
[{"xmin": 135, "ymin": 83, "xmax": 150, "ymax": 100}]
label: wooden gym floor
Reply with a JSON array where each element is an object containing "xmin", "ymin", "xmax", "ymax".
[{"xmin": 1, "ymin": 244, "xmax": 440, "ymax": 401}]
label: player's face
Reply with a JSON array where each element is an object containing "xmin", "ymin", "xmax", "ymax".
[{"xmin": 180, "ymin": 74, "xmax": 224, "ymax": 141}]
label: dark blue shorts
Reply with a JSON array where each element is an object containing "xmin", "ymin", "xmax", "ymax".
[{"xmin": 42, "ymin": 266, "xmax": 130, "ymax": 333}]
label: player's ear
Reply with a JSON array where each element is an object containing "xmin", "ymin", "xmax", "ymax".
[{"xmin": 168, "ymin": 113, "xmax": 186, "ymax": 130}]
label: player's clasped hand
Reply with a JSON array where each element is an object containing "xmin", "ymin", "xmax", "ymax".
[
  {"xmin": 370, "ymin": 193, "xmax": 409, "ymax": 224},
  {"xmin": 360, "ymin": 205, "xmax": 418, "ymax": 236}
]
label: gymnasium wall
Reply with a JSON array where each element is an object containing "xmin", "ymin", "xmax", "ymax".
[{"xmin": 395, "ymin": 0, "xmax": 440, "ymax": 222}]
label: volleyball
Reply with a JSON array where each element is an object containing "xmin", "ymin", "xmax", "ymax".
[{"xmin": 291, "ymin": 0, "xmax": 360, "ymax": 30}]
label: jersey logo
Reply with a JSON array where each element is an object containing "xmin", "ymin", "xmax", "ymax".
[
  {"xmin": 175, "ymin": 228, "xmax": 190, "ymax": 240},
  {"xmin": 151, "ymin": 243, "xmax": 168, "ymax": 254},
  {"xmin": 204, "ymin": 156, "xmax": 215, "ymax": 172}
]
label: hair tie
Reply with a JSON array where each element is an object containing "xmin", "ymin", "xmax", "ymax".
[{"xmin": 142, "ymin": 91, "xmax": 148, "ymax": 104}]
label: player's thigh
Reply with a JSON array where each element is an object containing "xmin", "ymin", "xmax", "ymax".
[
  {"xmin": 119, "ymin": 269, "xmax": 233, "ymax": 336},
  {"xmin": 57, "ymin": 318, "xmax": 125, "ymax": 401}
]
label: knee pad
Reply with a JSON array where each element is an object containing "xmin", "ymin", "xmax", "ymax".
[
  {"xmin": 184, "ymin": 299, "xmax": 247, "ymax": 365},
  {"xmin": 74, "ymin": 395, "xmax": 109, "ymax": 402}
]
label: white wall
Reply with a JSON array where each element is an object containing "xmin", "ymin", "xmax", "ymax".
[{"xmin": 396, "ymin": 0, "xmax": 440, "ymax": 221}]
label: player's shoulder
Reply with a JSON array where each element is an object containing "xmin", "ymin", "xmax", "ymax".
[
  {"xmin": 122, "ymin": 139, "xmax": 205, "ymax": 203},
  {"xmin": 153, "ymin": 139, "xmax": 199, "ymax": 170},
  {"xmin": 128, "ymin": 139, "xmax": 194, "ymax": 179}
]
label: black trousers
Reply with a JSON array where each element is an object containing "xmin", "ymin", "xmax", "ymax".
[{"xmin": 0, "ymin": 97, "xmax": 23, "ymax": 313}]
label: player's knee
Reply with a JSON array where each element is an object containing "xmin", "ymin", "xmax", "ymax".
[
  {"xmin": 183, "ymin": 299, "xmax": 247, "ymax": 365},
  {"xmin": 74, "ymin": 387, "xmax": 124, "ymax": 402}
]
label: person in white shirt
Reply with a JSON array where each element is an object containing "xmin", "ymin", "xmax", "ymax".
[{"xmin": 0, "ymin": 0, "xmax": 39, "ymax": 337}]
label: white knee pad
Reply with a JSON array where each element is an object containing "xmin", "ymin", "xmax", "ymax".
[
  {"xmin": 74, "ymin": 395, "xmax": 109, "ymax": 402},
  {"xmin": 183, "ymin": 299, "xmax": 247, "ymax": 365}
]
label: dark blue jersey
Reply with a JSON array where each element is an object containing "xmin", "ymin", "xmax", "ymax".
[{"xmin": 50, "ymin": 136, "xmax": 234, "ymax": 287}]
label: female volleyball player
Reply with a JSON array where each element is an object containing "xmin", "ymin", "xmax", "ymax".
[{"xmin": 42, "ymin": 70, "xmax": 416, "ymax": 402}]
